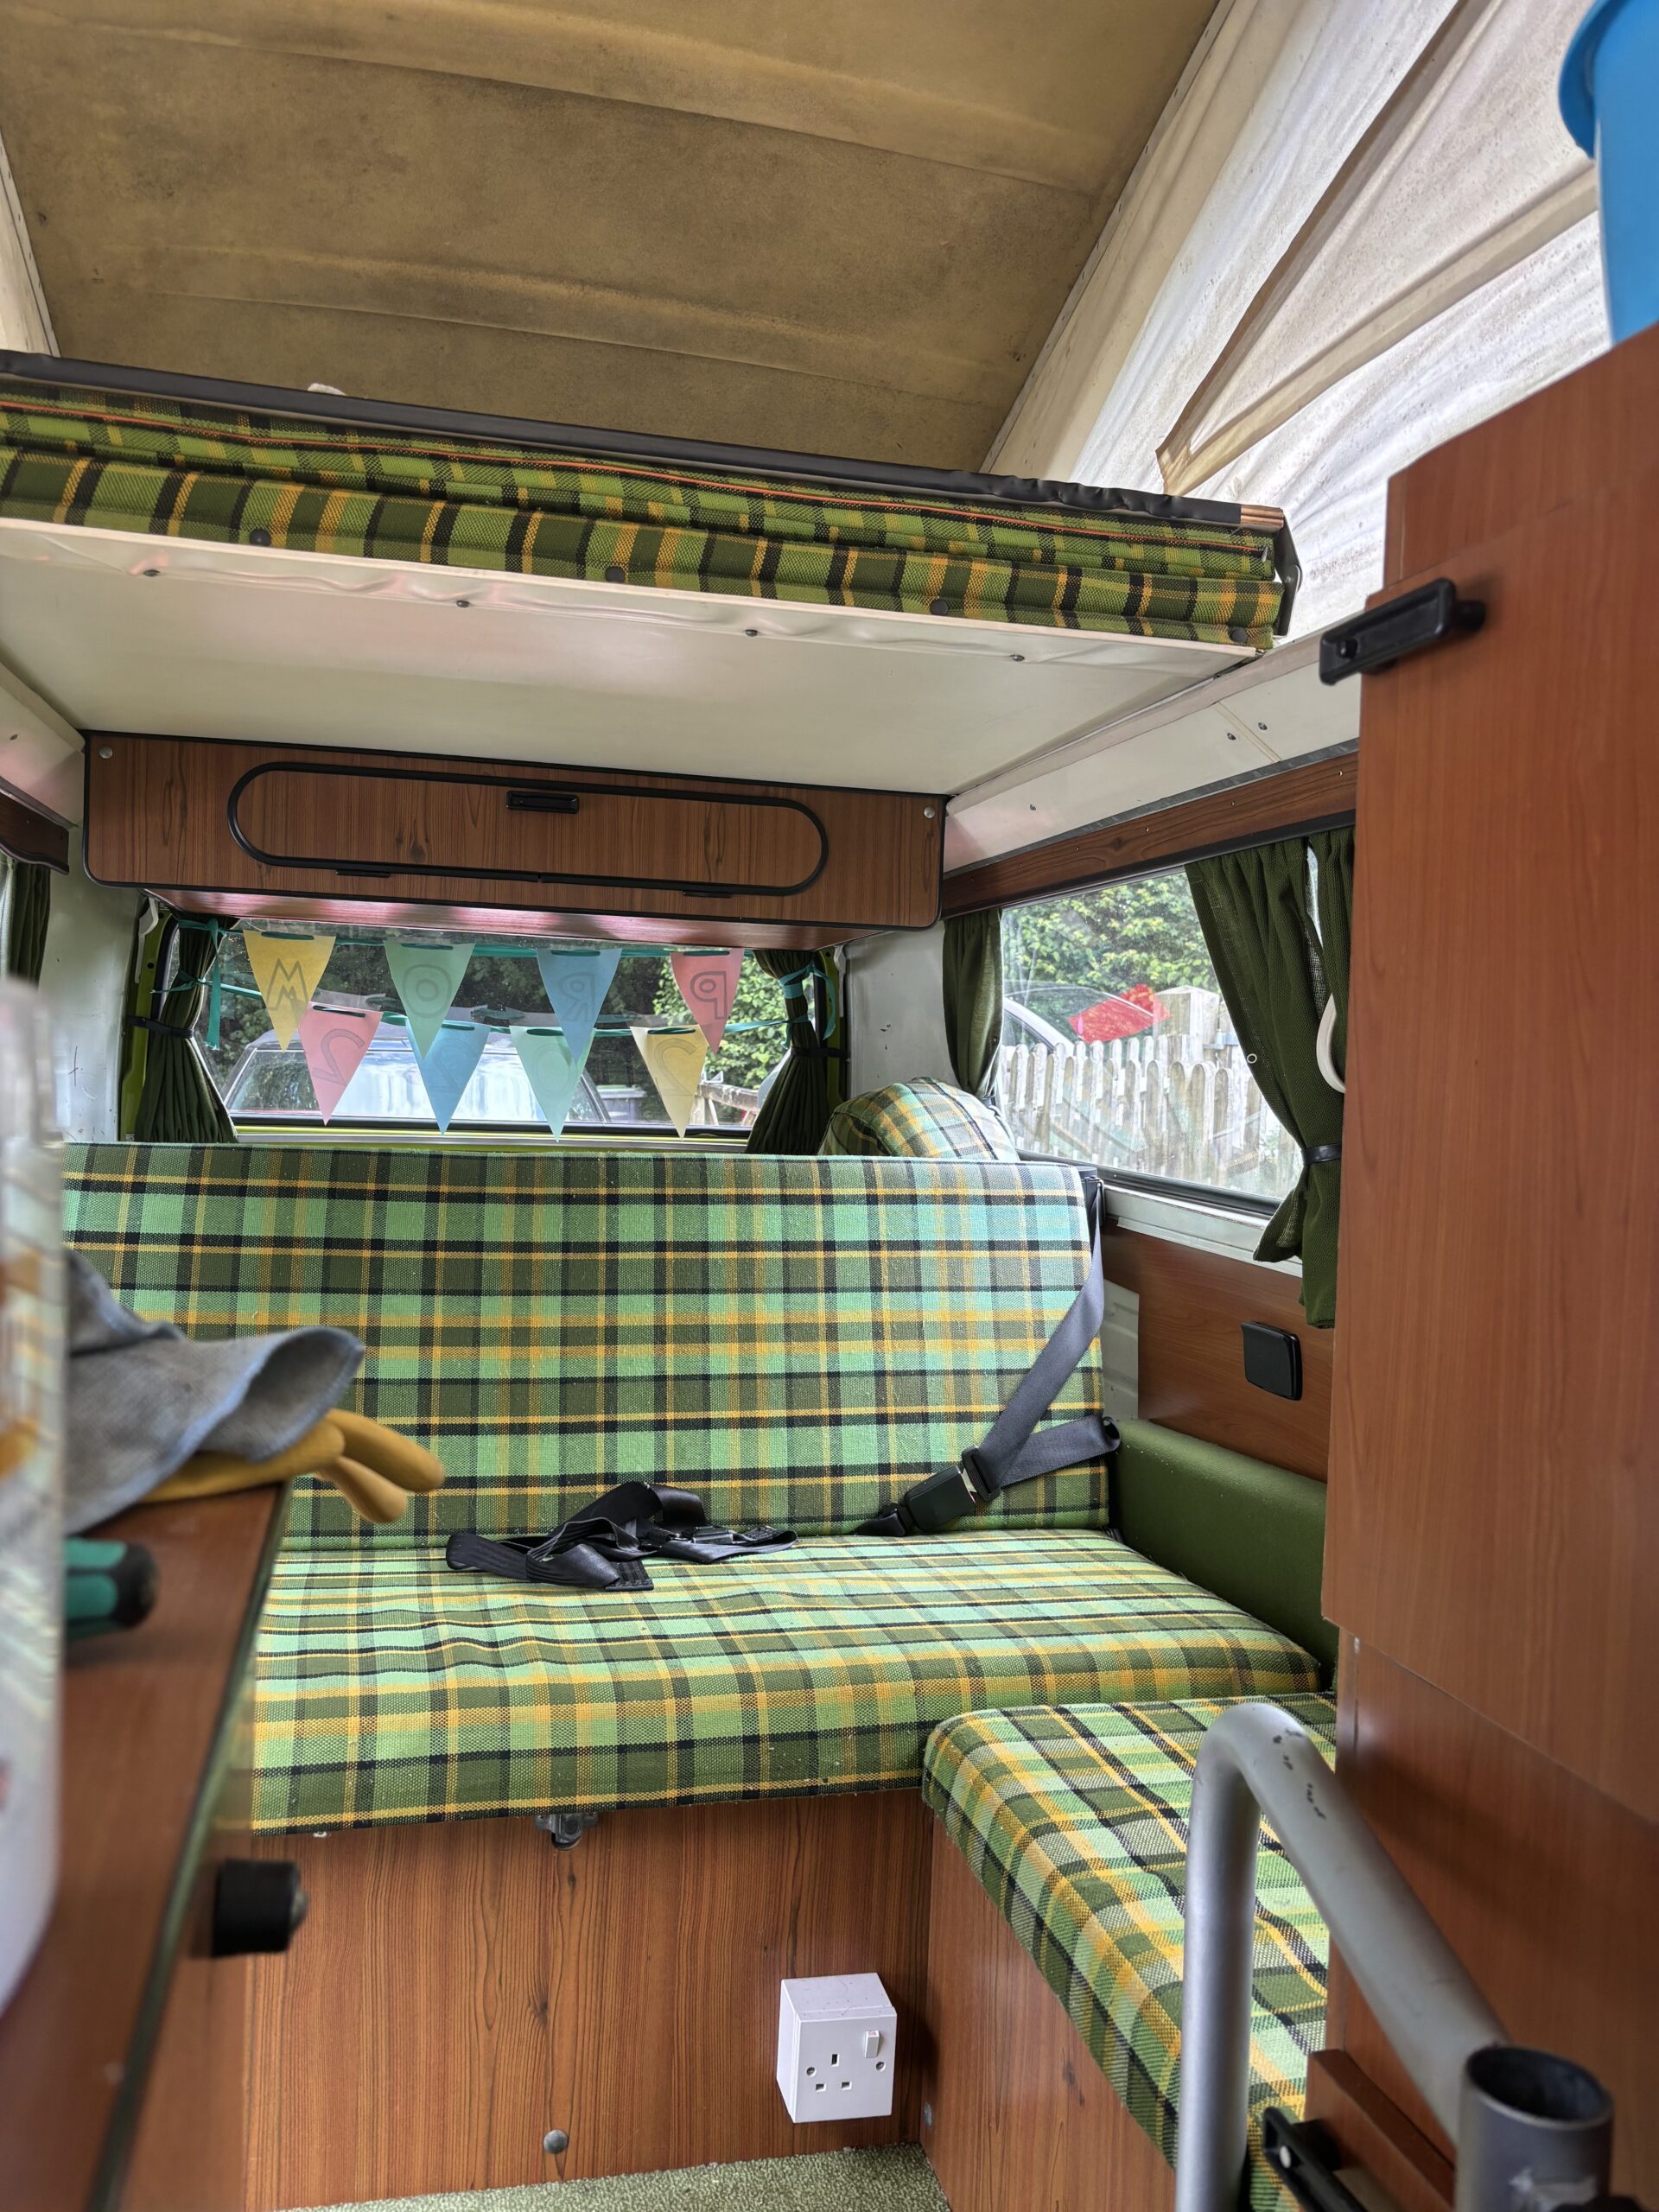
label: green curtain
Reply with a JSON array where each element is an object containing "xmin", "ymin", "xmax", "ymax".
[
  {"xmin": 1311, "ymin": 826, "xmax": 1355, "ymax": 1083},
  {"xmin": 747, "ymin": 951, "xmax": 842, "ymax": 1155},
  {"xmin": 131, "ymin": 918, "xmax": 236, "ymax": 1144},
  {"xmin": 943, "ymin": 909, "xmax": 1003, "ymax": 1097},
  {"xmin": 3, "ymin": 858, "xmax": 51, "ymax": 983},
  {"xmin": 1187, "ymin": 836, "xmax": 1347, "ymax": 1326}
]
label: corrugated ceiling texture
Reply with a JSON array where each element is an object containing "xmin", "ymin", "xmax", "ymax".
[{"xmin": 0, "ymin": 0, "xmax": 1216, "ymax": 466}]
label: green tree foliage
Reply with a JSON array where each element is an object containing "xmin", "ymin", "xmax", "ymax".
[{"xmin": 1002, "ymin": 873, "xmax": 1217, "ymax": 1016}]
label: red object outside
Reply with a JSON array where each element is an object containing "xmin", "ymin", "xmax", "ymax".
[{"xmin": 1070, "ymin": 984, "xmax": 1165, "ymax": 1043}]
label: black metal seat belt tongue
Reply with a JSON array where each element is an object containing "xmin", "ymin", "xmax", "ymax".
[{"xmin": 857, "ymin": 1176, "xmax": 1118, "ymax": 1538}]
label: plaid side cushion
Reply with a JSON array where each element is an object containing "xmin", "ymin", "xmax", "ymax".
[
  {"xmin": 62, "ymin": 1145, "xmax": 1110, "ymax": 1544},
  {"xmin": 923, "ymin": 1696, "xmax": 1337, "ymax": 2209},
  {"xmin": 250, "ymin": 1532, "xmax": 1323, "ymax": 1831},
  {"xmin": 820, "ymin": 1080, "xmax": 1021, "ymax": 1163},
  {"xmin": 0, "ymin": 382, "xmax": 1283, "ymax": 646}
]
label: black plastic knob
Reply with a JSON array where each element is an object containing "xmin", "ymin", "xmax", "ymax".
[{"xmin": 210, "ymin": 1858, "xmax": 308, "ymax": 1956}]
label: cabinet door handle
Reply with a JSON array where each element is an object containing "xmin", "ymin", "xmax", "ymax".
[
  {"xmin": 505, "ymin": 789, "xmax": 581, "ymax": 815},
  {"xmin": 210, "ymin": 1858, "xmax": 308, "ymax": 1956}
]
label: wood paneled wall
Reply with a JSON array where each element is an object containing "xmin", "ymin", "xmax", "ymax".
[
  {"xmin": 921, "ymin": 1820, "xmax": 1172, "ymax": 2212},
  {"xmin": 1105, "ymin": 1225, "xmax": 1331, "ymax": 1479},
  {"xmin": 245, "ymin": 1791, "xmax": 932, "ymax": 2210}
]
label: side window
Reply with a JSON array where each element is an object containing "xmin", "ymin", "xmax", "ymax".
[
  {"xmin": 192, "ymin": 934, "xmax": 787, "ymax": 1135},
  {"xmin": 1000, "ymin": 871, "xmax": 1297, "ymax": 1203}
]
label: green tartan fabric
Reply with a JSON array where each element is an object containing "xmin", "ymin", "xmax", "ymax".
[
  {"xmin": 0, "ymin": 382, "xmax": 1283, "ymax": 646},
  {"xmin": 820, "ymin": 1080, "xmax": 1020, "ymax": 1163},
  {"xmin": 61, "ymin": 1144, "xmax": 1112, "ymax": 1544},
  {"xmin": 251, "ymin": 1534, "xmax": 1323, "ymax": 1831},
  {"xmin": 924, "ymin": 1697, "xmax": 1337, "ymax": 2209}
]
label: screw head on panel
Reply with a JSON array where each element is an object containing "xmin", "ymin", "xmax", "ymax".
[{"xmin": 543, "ymin": 2129, "xmax": 569, "ymax": 2156}]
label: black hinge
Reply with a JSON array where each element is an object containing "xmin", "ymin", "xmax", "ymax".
[
  {"xmin": 1319, "ymin": 578, "xmax": 1485, "ymax": 684},
  {"xmin": 1260, "ymin": 2112, "xmax": 1372, "ymax": 2212}
]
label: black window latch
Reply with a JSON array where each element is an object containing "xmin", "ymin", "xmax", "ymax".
[{"xmin": 1319, "ymin": 578, "xmax": 1485, "ymax": 684}]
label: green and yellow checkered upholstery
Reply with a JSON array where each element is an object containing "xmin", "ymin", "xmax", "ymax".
[
  {"xmin": 253, "ymin": 1537, "xmax": 1323, "ymax": 1832},
  {"xmin": 924, "ymin": 1697, "xmax": 1336, "ymax": 2208},
  {"xmin": 0, "ymin": 380, "xmax": 1284, "ymax": 646},
  {"xmin": 64, "ymin": 1144, "xmax": 1323, "ymax": 1834},
  {"xmin": 821, "ymin": 1079, "xmax": 1021, "ymax": 1163},
  {"xmin": 62, "ymin": 1144, "xmax": 1113, "ymax": 1544}
]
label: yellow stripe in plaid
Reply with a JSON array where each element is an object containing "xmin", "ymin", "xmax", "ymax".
[
  {"xmin": 251, "ymin": 1536, "xmax": 1322, "ymax": 1832},
  {"xmin": 923, "ymin": 1697, "xmax": 1336, "ymax": 2209},
  {"xmin": 63, "ymin": 1146, "xmax": 1113, "ymax": 1545}
]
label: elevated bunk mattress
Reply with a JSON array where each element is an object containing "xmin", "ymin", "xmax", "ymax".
[{"xmin": 0, "ymin": 356, "xmax": 1294, "ymax": 650}]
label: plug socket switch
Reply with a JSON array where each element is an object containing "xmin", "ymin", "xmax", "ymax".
[{"xmin": 776, "ymin": 1973, "xmax": 896, "ymax": 2121}]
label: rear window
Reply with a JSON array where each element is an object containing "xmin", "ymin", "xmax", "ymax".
[
  {"xmin": 1000, "ymin": 868, "xmax": 1297, "ymax": 1204},
  {"xmin": 192, "ymin": 932, "xmax": 786, "ymax": 1136}
]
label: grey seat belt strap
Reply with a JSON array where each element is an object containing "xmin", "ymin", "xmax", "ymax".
[{"xmin": 857, "ymin": 1179, "xmax": 1117, "ymax": 1537}]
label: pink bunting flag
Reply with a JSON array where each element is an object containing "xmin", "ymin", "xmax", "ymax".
[
  {"xmin": 671, "ymin": 950, "xmax": 745, "ymax": 1053},
  {"xmin": 297, "ymin": 1006, "xmax": 382, "ymax": 1122}
]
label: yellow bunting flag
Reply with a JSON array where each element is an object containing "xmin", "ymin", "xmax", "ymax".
[
  {"xmin": 632, "ymin": 1026, "xmax": 708, "ymax": 1138},
  {"xmin": 245, "ymin": 930, "xmax": 334, "ymax": 1049}
]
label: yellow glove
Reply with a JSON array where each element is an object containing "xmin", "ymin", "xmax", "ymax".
[{"xmin": 149, "ymin": 1412, "xmax": 445, "ymax": 1526}]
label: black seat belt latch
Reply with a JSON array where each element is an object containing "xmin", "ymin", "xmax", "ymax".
[{"xmin": 896, "ymin": 1461, "xmax": 986, "ymax": 1535}]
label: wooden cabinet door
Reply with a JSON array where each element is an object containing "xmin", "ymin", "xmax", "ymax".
[{"xmin": 1325, "ymin": 332, "xmax": 1659, "ymax": 1821}]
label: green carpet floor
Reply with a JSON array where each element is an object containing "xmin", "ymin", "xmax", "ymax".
[{"xmin": 316, "ymin": 2143, "xmax": 948, "ymax": 2211}]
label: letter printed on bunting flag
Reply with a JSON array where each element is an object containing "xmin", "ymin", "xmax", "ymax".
[
  {"xmin": 633, "ymin": 1026, "xmax": 707, "ymax": 1138},
  {"xmin": 413, "ymin": 1020, "xmax": 489, "ymax": 1133},
  {"xmin": 297, "ymin": 1006, "xmax": 382, "ymax": 1122},
  {"xmin": 671, "ymin": 950, "xmax": 745, "ymax": 1052},
  {"xmin": 534, "ymin": 947, "xmax": 621, "ymax": 1062},
  {"xmin": 512, "ymin": 1027, "xmax": 588, "ymax": 1135},
  {"xmin": 385, "ymin": 938, "xmax": 474, "ymax": 1055},
  {"xmin": 245, "ymin": 930, "xmax": 334, "ymax": 1049}
]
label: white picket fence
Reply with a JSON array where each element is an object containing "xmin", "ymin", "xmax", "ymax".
[{"xmin": 996, "ymin": 1022, "xmax": 1298, "ymax": 1198}]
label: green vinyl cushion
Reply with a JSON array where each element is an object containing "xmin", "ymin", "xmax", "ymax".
[
  {"xmin": 63, "ymin": 1144, "xmax": 1113, "ymax": 1547},
  {"xmin": 0, "ymin": 382, "xmax": 1284, "ymax": 646},
  {"xmin": 1112, "ymin": 1421, "xmax": 1337, "ymax": 1680},
  {"xmin": 820, "ymin": 1079, "xmax": 1021, "ymax": 1163},
  {"xmin": 251, "ymin": 1532, "xmax": 1322, "ymax": 1832},
  {"xmin": 925, "ymin": 1695, "xmax": 1336, "ymax": 2209}
]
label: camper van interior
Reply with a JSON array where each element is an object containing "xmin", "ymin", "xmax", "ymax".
[{"xmin": 0, "ymin": 4, "xmax": 1653, "ymax": 2210}]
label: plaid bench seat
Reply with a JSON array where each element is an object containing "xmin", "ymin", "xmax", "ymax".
[
  {"xmin": 924, "ymin": 1695, "xmax": 1338, "ymax": 2210},
  {"xmin": 64, "ymin": 1144, "xmax": 1324, "ymax": 1834},
  {"xmin": 250, "ymin": 1533, "xmax": 1320, "ymax": 1831}
]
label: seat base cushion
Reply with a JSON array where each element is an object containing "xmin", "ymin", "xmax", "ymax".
[
  {"xmin": 923, "ymin": 1695, "xmax": 1337, "ymax": 2210},
  {"xmin": 251, "ymin": 1533, "xmax": 1322, "ymax": 1832}
]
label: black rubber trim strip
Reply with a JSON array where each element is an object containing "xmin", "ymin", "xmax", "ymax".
[
  {"xmin": 0, "ymin": 350, "xmax": 1256, "ymax": 529},
  {"xmin": 225, "ymin": 759, "xmax": 831, "ymax": 900}
]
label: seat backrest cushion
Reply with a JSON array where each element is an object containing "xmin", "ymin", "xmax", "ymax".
[
  {"xmin": 1111, "ymin": 1421, "xmax": 1337, "ymax": 1679},
  {"xmin": 821, "ymin": 1078, "xmax": 1020, "ymax": 1163},
  {"xmin": 63, "ymin": 1144, "xmax": 1107, "ymax": 1548}
]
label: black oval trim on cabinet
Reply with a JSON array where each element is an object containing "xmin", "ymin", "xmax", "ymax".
[{"xmin": 226, "ymin": 760, "xmax": 830, "ymax": 899}]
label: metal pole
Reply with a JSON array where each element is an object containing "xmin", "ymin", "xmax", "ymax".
[{"xmin": 1174, "ymin": 1702, "xmax": 1507, "ymax": 2212}]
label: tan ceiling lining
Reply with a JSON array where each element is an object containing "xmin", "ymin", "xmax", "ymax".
[
  {"xmin": 107, "ymin": 247, "xmax": 1010, "ymax": 402},
  {"xmin": 23, "ymin": 1, "xmax": 1116, "ymax": 192}
]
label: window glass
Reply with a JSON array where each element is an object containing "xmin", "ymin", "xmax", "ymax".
[
  {"xmin": 192, "ymin": 933, "xmax": 787, "ymax": 1135},
  {"xmin": 1001, "ymin": 872, "xmax": 1296, "ymax": 1202}
]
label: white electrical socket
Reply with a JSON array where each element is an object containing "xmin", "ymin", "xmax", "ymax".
[{"xmin": 776, "ymin": 1973, "xmax": 897, "ymax": 2122}]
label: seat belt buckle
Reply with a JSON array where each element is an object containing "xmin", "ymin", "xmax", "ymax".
[{"xmin": 899, "ymin": 1461, "xmax": 985, "ymax": 1535}]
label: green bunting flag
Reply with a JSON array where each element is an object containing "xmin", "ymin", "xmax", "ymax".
[
  {"xmin": 386, "ymin": 938, "xmax": 474, "ymax": 1055},
  {"xmin": 535, "ymin": 948, "xmax": 621, "ymax": 1062},
  {"xmin": 512, "ymin": 1026, "xmax": 589, "ymax": 1135}
]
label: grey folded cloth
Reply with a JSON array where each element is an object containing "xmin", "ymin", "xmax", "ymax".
[{"xmin": 65, "ymin": 1252, "xmax": 364, "ymax": 1535}]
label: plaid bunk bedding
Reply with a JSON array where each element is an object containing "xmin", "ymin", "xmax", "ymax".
[
  {"xmin": 0, "ymin": 373, "xmax": 1287, "ymax": 645},
  {"xmin": 925, "ymin": 1695, "xmax": 1338, "ymax": 2209}
]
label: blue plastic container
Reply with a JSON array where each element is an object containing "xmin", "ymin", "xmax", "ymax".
[{"xmin": 1561, "ymin": 0, "xmax": 1659, "ymax": 341}]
